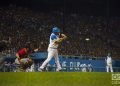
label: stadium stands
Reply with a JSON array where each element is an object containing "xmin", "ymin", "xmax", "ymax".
[{"xmin": 0, "ymin": 5, "xmax": 120, "ymax": 59}]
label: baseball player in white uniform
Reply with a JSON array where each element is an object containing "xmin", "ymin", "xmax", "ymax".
[
  {"xmin": 105, "ymin": 53, "xmax": 113, "ymax": 72},
  {"xmin": 39, "ymin": 27, "xmax": 67, "ymax": 71}
]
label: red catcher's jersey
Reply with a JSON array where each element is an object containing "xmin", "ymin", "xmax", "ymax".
[{"xmin": 17, "ymin": 48, "xmax": 28, "ymax": 59}]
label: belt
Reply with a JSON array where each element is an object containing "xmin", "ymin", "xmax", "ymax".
[{"xmin": 49, "ymin": 47, "xmax": 58, "ymax": 49}]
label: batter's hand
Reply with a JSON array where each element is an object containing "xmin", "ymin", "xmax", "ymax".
[{"xmin": 59, "ymin": 34, "xmax": 67, "ymax": 39}]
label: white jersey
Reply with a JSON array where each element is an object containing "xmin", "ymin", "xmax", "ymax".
[
  {"xmin": 48, "ymin": 33, "xmax": 59, "ymax": 49},
  {"xmin": 106, "ymin": 56, "xmax": 112, "ymax": 65}
]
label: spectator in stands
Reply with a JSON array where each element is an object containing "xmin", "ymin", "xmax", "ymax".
[{"xmin": 0, "ymin": 5, "xmax": 120, "ymax": 58}]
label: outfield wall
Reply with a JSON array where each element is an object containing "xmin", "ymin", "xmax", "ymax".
[
  {"xmin": 2, "ymin": 52, "xmax": 120, "ymax": 72},
  {"xmin": 31, "ymin": 52, "xmax": 120, "ymax": 72}
]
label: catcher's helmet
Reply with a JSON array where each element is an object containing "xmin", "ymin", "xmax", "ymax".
[{"xmin": 52, "ymin": 27, "xmax": 60, "ymax": 33}]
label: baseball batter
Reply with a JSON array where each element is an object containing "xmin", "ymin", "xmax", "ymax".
[{"xmin": 39, "ymin": 27, "xmax": 67, "ymax": 71}]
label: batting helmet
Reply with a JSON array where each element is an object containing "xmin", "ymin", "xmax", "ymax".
[{"xmin": 52, "ymin": 27, "xmax": 60, "ymax": 33}]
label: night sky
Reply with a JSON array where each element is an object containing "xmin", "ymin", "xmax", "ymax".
[{"xmin": 0, "ymin": 0, "xmax": 120, "ymax": 16}]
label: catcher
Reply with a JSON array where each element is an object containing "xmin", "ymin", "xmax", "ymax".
[{"xmin": 15, "ymin": 42, "xmax": 38, "ymax": 71}]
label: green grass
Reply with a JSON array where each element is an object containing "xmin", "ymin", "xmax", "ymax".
[{"xmin": 0, "ymin": 72, "xmax": 113, "ymax": 86}]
